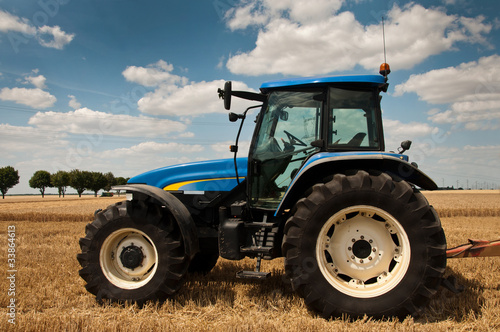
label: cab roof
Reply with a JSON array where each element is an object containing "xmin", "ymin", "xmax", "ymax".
[{"xmin": 260, "ymin": 74, "xmax": 386, "ymax": 93}]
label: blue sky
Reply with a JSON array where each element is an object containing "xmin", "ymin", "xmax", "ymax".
[{"xmin": 0, "ymin": 0, "xmax": 499, "ymax": 194}]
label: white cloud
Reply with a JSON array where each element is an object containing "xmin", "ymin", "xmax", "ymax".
[
  {"xmin": 0, "ymin": 9, "xmax": 36, "ymax": 35},
  {"xmin": 104, "ymin": 141, "xmax": 204, "ymax": 158},
  {"xmin": 68, "ymin": 95, "xmax": 81, "ymax": 109},
  {"xmin": 122, "ymin": 60, "xmax": 188, "ymax": 87},
  {"xmin": 0, "ymin": 123, "xmax": 68, "ymax": 156},
  {"xmin": 0, "ymin": 87, "xmax": 56, "ymax": 108},
  {"xmin": 28, "ymin": 108, "xmax": 188, "ymax": 137},
  {"xmin": 36, "ymin": 25, "xmax": 75, "ymax": 50},
  {"xmin": 210, "ymin": 140, "xmax": 251, "ymax": 159},
  {"xmin": 384, "ymin": 119, "xmax": 438, "ymax": 138},
  {"xmin": 0, "ymin": 10, "xmax": 74, "ymax": 50},
  {"xmin": 394, "ymin": 55, "xmax": 500, "ymax": 130},
  {"xmin": 224, "ymin": 2, "xmax": 492, "ymax": 76},
  {"xmin": 25, "ymin": 74, "xmax": 47, "ymax": 89},
  {"xmin": 124, "ymin": 60, "xmax": 258, "ymax": 116},
  {"xmin": 383, "ymin": 118, "xmax": 440, "ymax": 152},
  {"xmin": 137, "ymin": 79, "xmax": 255, "ymax": 116},
  {"xmin": 226, "ymin": 0, "xmax": 344, "ymax": 29}
]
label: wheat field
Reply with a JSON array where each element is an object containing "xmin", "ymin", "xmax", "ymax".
[{"xmin": 0, "ymin": 190, "xmax": 499, "ymax": 331}]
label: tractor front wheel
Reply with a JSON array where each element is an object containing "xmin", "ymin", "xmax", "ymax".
[
  {"xmin": 77, "ymin": 199, "xmax": 189, "ymax": 304},
  {"xmin": 282, "ymin": 170, "xmax": 447, "ymax": 318}
]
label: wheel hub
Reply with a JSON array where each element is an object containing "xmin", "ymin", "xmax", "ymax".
[
  {"xmin": 352, "ymin": 239, "xmax": 372, "ymax": 259},
  {"xmin": 120, "ymin": 244, "xmax": 144, "ymax": 270}
]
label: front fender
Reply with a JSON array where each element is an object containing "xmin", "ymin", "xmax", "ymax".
[
  {"xmin": 113, "ymin": 184, "xmax": 199, "ymax": 258},
  {"xmin": 275, "ymin": 152, "xmax": 437, "ymax": 216}
]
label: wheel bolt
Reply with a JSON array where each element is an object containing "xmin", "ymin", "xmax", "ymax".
[
  {"xmin": 360, "ymin": 235, "xmax": 364, "ymax": 240},
  {"xmin": 360, "ymin": 259, "xmax": 364, "ymax": 263},
  {"xmin": 368, "ymin": 257, "xmax": 372, "ymax": 261},
  {"xmin": 369, "ymin": 239, "xmax": 373, "ymax": 244},
  {"xmin": 352, "ymin": 238, "xmax": 356, "ymax": 243},
  {"xmin": 372, "ymin": 248, "xmax": 377, "ymax": 252},
  {"xmin": 351, "ymin": 255, "xmax": 355, "ymax": 259},
  {"xmin": 348, "ymin": 247, "xmax": 352, "ymax": 251}
]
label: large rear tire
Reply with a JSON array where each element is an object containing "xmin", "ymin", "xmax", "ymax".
[
  {"xmin": 77, "ymin": 199, "xmax": 189, "ymax": 303},
  {"xmin": 282, "ymin": 170, "xmax": 447, "ymax": 318}
]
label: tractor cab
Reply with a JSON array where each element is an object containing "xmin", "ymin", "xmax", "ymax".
[{"xmin": 220, "ymin": 74, "xmax": 388, "ymax": 211}]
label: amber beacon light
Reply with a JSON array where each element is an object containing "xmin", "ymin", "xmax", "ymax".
[{"xmin": 379, "ymin": 63, "xmax": 391, "ymax": 77}]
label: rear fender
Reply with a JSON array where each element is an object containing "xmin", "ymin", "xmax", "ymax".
[
  {"xmin": 275, "ymin": 153, "xmax": 438, "ymax": 216},
  {"xmin": 113, "ymin": 184, "xmax": 199, "ymax": 259}
]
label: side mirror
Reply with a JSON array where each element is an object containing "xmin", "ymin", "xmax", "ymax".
[
  {"xmin": 229, "ymin": 112, "xmax": 246, "ymax": 122},
  {"xmin": 217, "ymin": 81, "xmax": 232, "ymax": 110},
  {"xmin": 223, "ymin": 81, "xmax": 232, "ymax": 110},
  {"xmin": 398, "ymin": 140, "xmax": 412, "ymax": 154}
]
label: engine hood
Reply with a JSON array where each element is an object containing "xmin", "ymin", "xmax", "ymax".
[{"xmin": 128, "ymin": 158, "xmax": 248, "ymax": 193}]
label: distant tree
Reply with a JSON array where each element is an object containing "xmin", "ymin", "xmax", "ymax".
[
  {"xmin": 70, "ymin": 169, "xmax": 91, "ymax": 197},
  {"xmin": 51, "ymin": 170, "xmax": 70, "ymax": 198},
  {"xmin": 114, "ymin": 176, "xmax": 128, "ymax": 196},
  {"xmin": 0, "ymin": 166, "xmax": 20, "ymax": 199},
  {"xmin": 88, "ymin": 172, "xmax": 108, "ymax": 197},
  {"xmin": 29, "ymin": 170, "xmax": 52, "ymax": 198},
  {"xmin": 103, "ymin": 172, "xmax": 115, "ymax": 192}
]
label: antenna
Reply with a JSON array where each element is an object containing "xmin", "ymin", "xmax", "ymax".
[
  {"xmin": 382, "ymin": 16, "xmax": 387, "ymax": 65},
  {"xmin": 379, "ymin": 16, "xmax": 391, "ymax": 79}
]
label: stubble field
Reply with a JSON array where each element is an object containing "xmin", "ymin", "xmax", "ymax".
[{"xmin": 0, "ymin": 190, "xmax": 499, "ymax": 331}]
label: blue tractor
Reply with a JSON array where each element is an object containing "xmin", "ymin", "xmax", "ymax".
[{"xmin": 78, "ymin": 64, "xmax": 446, "ymax": 318}]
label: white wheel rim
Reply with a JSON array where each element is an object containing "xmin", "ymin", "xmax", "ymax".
[
  {"xmin": 316, "ymin": 205, "xmax": 411, "ymax": 298},
  {"xmin": 100, "ymin": 228, "xmax": 158, "ymax": 290}
]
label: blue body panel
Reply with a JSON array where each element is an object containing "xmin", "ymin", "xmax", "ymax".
[
  {"xmin": 128, "ymin": 158, "xmax": 248, "ymax": 192},
  {"xmin": 260, "ymin": 75, "xmax": 386, "ymax": 92}
]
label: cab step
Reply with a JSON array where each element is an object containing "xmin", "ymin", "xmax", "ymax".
[
  {"xmin": 236, "ymin": 270, "xmax": 271, "ymax": 280},
  {"xmin": 240, "ymin": 245, "xmax": 273, "ymax": 254}
]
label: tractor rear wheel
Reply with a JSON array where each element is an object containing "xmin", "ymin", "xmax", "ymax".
[
  {"xmin": 282, "ymin": 170, "xmax": 447, "ymax": 318},
  {"xmin": 77, "ymin": 199, "xmax": 189, "ymax": 304}
]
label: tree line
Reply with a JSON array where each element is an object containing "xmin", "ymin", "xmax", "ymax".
[{"xmin": 0, "ymin": 166, "xmax": 129, "ymax": 199}]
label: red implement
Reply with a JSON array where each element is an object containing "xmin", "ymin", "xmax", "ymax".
[{"xmin": 447, "ymin": 239, "xmax": 500, "ymax": 259}]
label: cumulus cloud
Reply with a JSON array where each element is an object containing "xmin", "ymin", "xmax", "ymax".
[
  {"xmin": 382, "ymin": 118, "xmax": 440, "ymax": 152},
  {"xmin": 224, "ymin": 2, "xmax": 492, "ymax": 76},
  {"xmin": 394, "ymin": 55, "xmax": 500, "ymax": 130},
  {"xmin": 36, "ymin": 25, "xmax": 75, "ymax": 50},
  {"xmin": 68, "ymin": 95, "xmax": 81, "ymax": 109},
  {"xmin": 226, "ymin": 0, "xmax": 344, "ymax": 29},
  {"xmin": 123, "ymin": 60, "xmax": 257, "ymax": 116},
  {"xmin": 384, "ymin": 119, "xmax": 438, "ymax": 138},
  {"xmin": 0, "ymin": 9, "xmax": 36, "ymax": 35},
  {"xmin": 0, "ymin": 87, "xmax": 56, "ymax": 108},
  {"xmin": 25, "ymin": 74, "xmax": 47, "ymax": 89},
  {"xmin": 28, "ymin": 108, "xmax": 188, "ymax": 137},
  {"xmin": 137, "ymin": 79, "xmax": 255, "ymax": 116},
  {"xmin": 0, "ymin": 9, "xmax": 74, "ymax": 50},
  {"xmin": 122, "ymin": 60, "xmax": 188, "ymax": 87},
  {"xmin": 105, "ymin": 141, "xmax": 204, "ymax": 158},
  {"xmin": 0, "ymin": 123, "xmax": 68, "ymax": 156}
]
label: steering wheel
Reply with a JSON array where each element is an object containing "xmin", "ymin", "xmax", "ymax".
[{"xmin": 283, "ymin": 130, "xmax": 307, "ymax": 147}]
